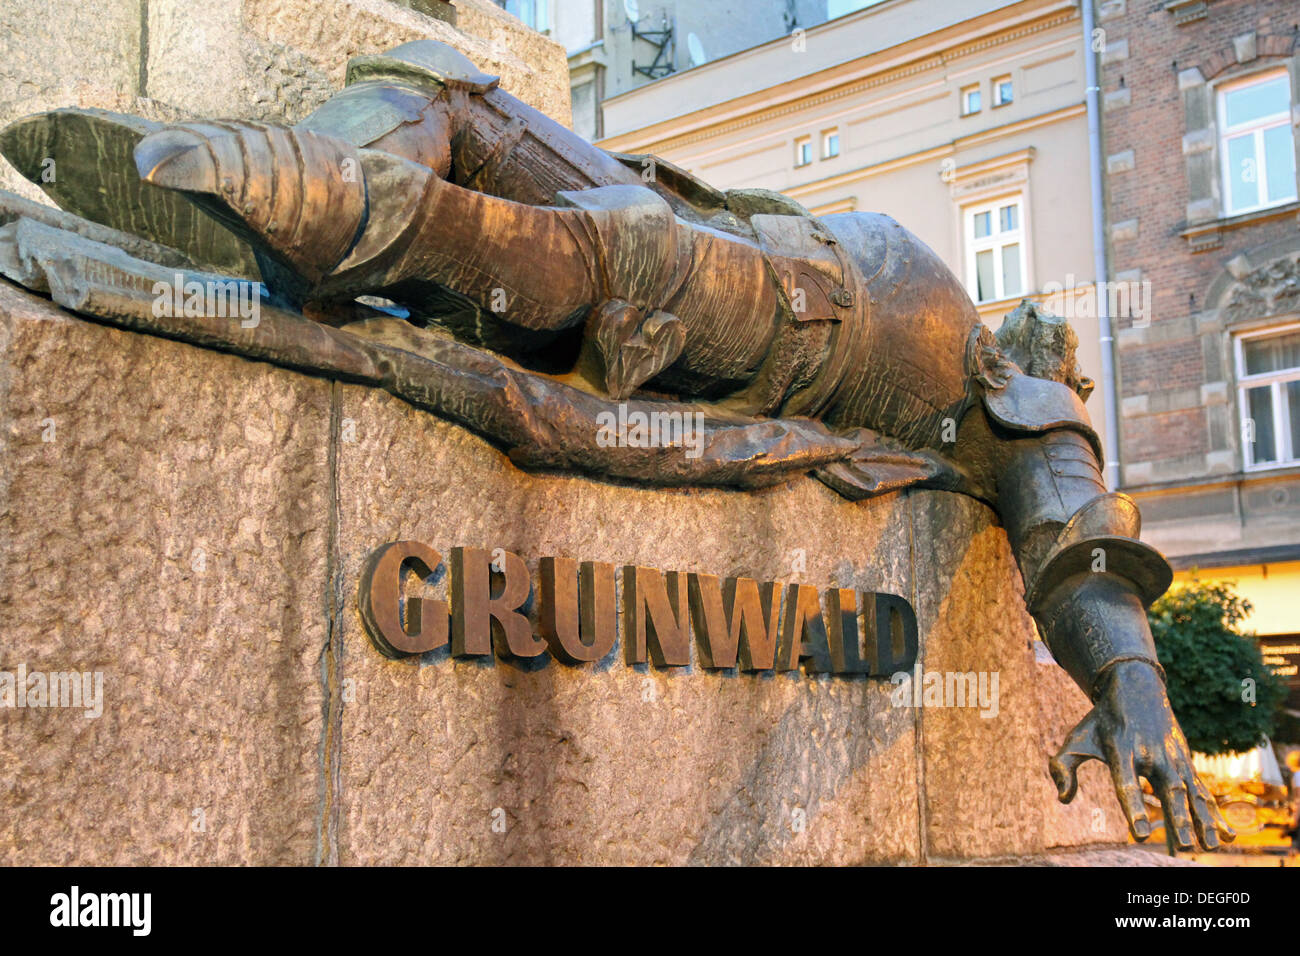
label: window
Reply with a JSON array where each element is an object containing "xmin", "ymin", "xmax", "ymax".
[
  {"xmin": 961, "ymin": 85, "xmax": 981, "ymax": 116},
  {"xmin": 822, "ymin": 129, "xmax": 840, "ymax": 159},
  {"xmin": 1218, "ymin": 71, "xmax": 1297, "ymax": 216},
  {"xmin": 965, "ymin": 198, "xmax": 1026, "ymax": 303},
  {"xmin": 795, "ymin": 136, "xmax": 812, "ymax": 167},
  {"xmin": 993, "ymin": 75, "xmax": 1013, "ymax": 107},
  {"xmin": 1237, "ymin": 325, "xmax": 1300, "ymax": 469},
  {"xmin": 501, "ymin": 0, "xmax": 549, "ymax": 32}
]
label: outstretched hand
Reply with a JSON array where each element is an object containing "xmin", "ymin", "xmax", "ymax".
[{"xmin": 1049, "ymin": 659, "xmax": 1234, "ymax": 851}]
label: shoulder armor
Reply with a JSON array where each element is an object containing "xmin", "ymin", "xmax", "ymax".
[
  {"xmin": 296, "ymin": 82, "xmax": 431, "ymax": 147},
  {"xmin": 346, "ymin": 40, "xmax": 499, "ymax": 94},
  {"xmin": 981, "ymin": 370, "xmax": 1103, "ymax": 463}
]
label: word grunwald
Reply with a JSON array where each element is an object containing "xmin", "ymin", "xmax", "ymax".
[{"xmin": 359, "ymin": 542, "xmax": 918, "ymax": 676}]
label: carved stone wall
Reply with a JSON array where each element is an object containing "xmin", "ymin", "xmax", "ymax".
[
  {"xmin": 0, "ymin": 282, "xmax": 1147, "ymax": 865},
  {"xmin": 1217, "ymin": 249, "xmax": 1300, "ymax": 326}
]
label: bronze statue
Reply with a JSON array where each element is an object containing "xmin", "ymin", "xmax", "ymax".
[{"xmin": 0, "ymin": 40, "xmax": 1232, "ymax": 852}]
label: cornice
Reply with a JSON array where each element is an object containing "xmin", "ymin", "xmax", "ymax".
[{"xmin": 600, "ymin": 8, "xmax": 1081, "ymax": 155}]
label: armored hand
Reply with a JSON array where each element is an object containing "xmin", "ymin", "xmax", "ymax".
[{"xmin": 1039, "ymin": 575, "xmax": 1234, "ymax": 849}]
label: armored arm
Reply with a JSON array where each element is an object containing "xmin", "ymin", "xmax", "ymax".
[
  {"xmin": 969, "ymin": 307, "xmax": 1231, "ymax": 850},
  {"xmin": 994, "ymin": 411, "xmax": 1169, "ymax": 698}
]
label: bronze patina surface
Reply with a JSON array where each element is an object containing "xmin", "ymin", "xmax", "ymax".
[{"xmin": 0, "ymin": 38, "xmax": 1232, "ymax": 853}]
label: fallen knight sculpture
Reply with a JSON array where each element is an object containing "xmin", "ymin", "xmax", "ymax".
[{"xmin": 0, "ymin": 40, "xmax": 1232, "ymax": 851}]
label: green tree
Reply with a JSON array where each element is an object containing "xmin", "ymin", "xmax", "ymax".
[{"xmin": 1147, "ymin": 579, "xmax": 1287, "ymax": 755}]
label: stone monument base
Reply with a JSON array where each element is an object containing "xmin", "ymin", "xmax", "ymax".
[{"xmin": 0, "ymin": 281, "xmax": 1149, "ymax": 865}]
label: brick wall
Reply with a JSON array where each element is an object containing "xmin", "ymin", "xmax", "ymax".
[{"xmin": 1096, "ymin": 0, "xmax": 1300, "ymax": 486}]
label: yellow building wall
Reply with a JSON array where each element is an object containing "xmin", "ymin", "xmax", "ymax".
[{"xmin": 1171, "ymin": 562, "xmax": 1300, "ymax": 638}]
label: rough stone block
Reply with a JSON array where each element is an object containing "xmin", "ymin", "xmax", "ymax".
[
  {"xmin": 0, "ymin": 279, "xmax": 1145, "ymax": 865},
  {"xmin": 0, "ymin": 0, "xmax": 573, "ymax": 197},
  {"xmin": 1107, "ymin": 149, "xmax": 1136, "ymax": 174},
  {"xmin": 0, "ymin": 282, "xmax": 331, "ymax": 865},
  {"xmin": 1111, "ymin": 218, "xmax": 1139, "ymax": 242},
  {"xmin": 912, "ymin": 493, "xmax": 1045, "ymax": 859},
  {"xmin": 331, "ymin": 386, "xmax": 923, "ymax": 865}
]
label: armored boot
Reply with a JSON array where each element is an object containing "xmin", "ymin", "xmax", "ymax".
[
  {"xmin": 128, "ymin": 114, "xmax": 826, "ymax": 403},
  {"xmin": 132, "ymin": 120, "xmax": 704, "ymax": 398}
]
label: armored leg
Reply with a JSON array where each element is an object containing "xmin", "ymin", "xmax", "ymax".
[{"xmin": 133, "ymin": 121, "xmax": 786, "ymax": 400}]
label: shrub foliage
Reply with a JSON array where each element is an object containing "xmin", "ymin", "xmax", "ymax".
[{"xmin": 1147, "ymin": 579, "xmax": 1286, "ymax": 755}]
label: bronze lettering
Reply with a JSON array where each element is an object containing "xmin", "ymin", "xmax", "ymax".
[
  {"xmin": 728, "ymin": 577, "xmax": 782, "ymax": 671},
  {"xmin": 688, "ymin": 573, "xmax": 783, "ymax": 671},
  {"xmin": 686, "ymin": 572, "xmax": 737, "ymax": 669},
  {"xmin": 622, "ymin": 566, "xmax": 691, "ymax": 667},
  {"xmin": 825, "ymin": 587, "xmax": 872, "ymax": 674},
  {"xmin": 539, "ymin": 557, "xmax": 617, "ymax": 663},
  {"xmin": 778, "ymin": 583, "xmax": 833, "ymax": 674},
  {"xmin": 867, "ymin": 591, "xmax": 919, "ymax": 674},
  {"xmin": 450, "ymin": 546, "xmax": 543, "ymax": 658},
  {"xmin": 357, "ymin": 540, "xmax": 449, "ymax": 658},
  {"xmin": 360, "ymin": 541, "xmax": 916, "ymax": 678}
]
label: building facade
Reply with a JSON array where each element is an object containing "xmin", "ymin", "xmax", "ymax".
[
  {"xmin": 499, "ymin": 1, "xmax": 877, "ymax": 140},
  {"xmin": 1096, "ymin": 0, "xmax": 1300, "ymax": 702}
]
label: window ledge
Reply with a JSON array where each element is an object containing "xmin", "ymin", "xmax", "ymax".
[
  {"xmin": 1163, "ymin": 0, "xmax": 1209, "ymax": 25},
  {"xmin": 1180, "ymin": 200, "xmax": 1300, "ymax": 252},
  {"xmin": 1244, "ymin": 460, "xmax": 1300, "ymax": 475},
  {"xmin": 1124, "ymin": 460, "xmax": 1300, "ymax": 496},
  {"xmin": 972, "ymin": 292, "xmax": 1033, "ymax": 321}
]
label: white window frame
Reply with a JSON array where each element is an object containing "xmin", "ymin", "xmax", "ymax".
[
  {"xmin": 963, "ymin": 195, "xmax": 1027, "ymax": 305},
  {"xmin": 1235, "ymin": 321, "xmax": 1300, "ymax": 471},
  {"xmin": 1216, "ymin": 69, "xmax": 1297, "ymax": 217},
  {"xmin": 992, "ymin": 75, "xmax": 1013, "ymax": 107},
  {"xmin": 822, "ymin": 129, "xmax": 840, "ymax": 159},
  {"xmin": 961, "ymin": 84, "xmax": 981, "ymax": 116},
  {"xmin": 795, "ymin": 136, "xmax": 812, "ymax": 167}
]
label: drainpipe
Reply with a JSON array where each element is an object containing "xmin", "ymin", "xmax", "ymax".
[{"xmin": 1082, "ymin": 0, "xmax": 1121, "ymax": 491}]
